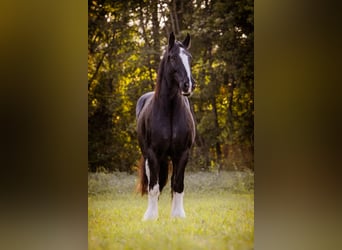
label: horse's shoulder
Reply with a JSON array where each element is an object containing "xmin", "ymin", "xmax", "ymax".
[
  {"xmin": 182, "ymin": 96, "xmax": 190, "ymax": 109},
  {"xmin": 136, "ymin": 91, "xmax": 154, "ymax": 119},
  {"xmin": 181, "ymin": 96, "xmax": 196, "ymax": 126},
  {"xmin": 180, "ymin": 96, "xmax": 192, "ymax": 114}
]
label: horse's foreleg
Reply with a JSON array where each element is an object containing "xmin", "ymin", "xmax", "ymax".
[
  {"xmin": 171, "ymin": 150, "xmax": 189, "ymax": 218},
  {"xmin": 143, "ymin": 149, "xmax": 160, "ymax": 221}
]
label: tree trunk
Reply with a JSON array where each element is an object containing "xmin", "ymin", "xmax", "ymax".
[
  {"xmin": 88, "ymin": 52, "xmax": 106, "ymax": 91},
  {"xmin": 151, "ymin": 0, "xmax": 160, "ymax": 71},
  {"xmin": 211, "ymin": 96, "xmax": 222, "ymax": 171}
]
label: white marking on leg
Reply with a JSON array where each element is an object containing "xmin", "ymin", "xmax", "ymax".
[
  {"xmin": 143, "ymin": 184, "xmax": 160, "ymax": 221},
  {"xmin": 179, "ymin": 48, "xmax": 192, "ymax": 94},
  {"xmin": 171, "ymin": 192, "xmax": 186, "ymax": 218},
  {"xmin": 145, "ymin": 159, "xmax": 150, "ymax": 184}
]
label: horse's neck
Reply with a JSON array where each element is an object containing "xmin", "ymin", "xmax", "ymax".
[
  {"xmin": 153, "ymin": 59, "xmax": 182, "ymax": 111},
  {"xmin": 154, "ymin": 81, "xmax": 182, "ymax": 114},
  {"xmin": 155, "ymin": 73, "xmax": 179, "ymax": 101}
]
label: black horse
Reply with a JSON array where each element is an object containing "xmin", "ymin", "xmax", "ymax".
[{"xmin": 136, "ymin": 32, "xmax": 196, "ymax": 220}]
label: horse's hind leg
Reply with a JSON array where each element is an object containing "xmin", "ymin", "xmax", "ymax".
[
  {"xmin": 143, "ymin": 149, "xmax": 160, "ymax": 221},
  {"xmin": 170, "ymin": 150, "xmax": 190, "ymax": 218}
]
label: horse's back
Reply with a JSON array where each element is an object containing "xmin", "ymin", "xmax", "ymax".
[{"xmin": 136, "ymin": 91, "xmax": 154, "ymax": 119}]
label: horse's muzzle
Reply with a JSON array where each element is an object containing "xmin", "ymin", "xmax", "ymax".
[
  {"xmin": 183, "ymin": 82, "xmax": 190, "ymax": 92},
  {"xmin": 181, "ymin": 83, "xmax": 191, "ymax": 96},
  {"xmin": 181, "ymin": 79, "xmax": 196, "ymax": 96}
]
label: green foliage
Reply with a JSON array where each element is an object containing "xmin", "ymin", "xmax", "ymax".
[
  {"xmin": 88, "ymin": 0, "xmax": 254, "ymax": 172},
  {"xmin": 88, "ymin": 171, "xmax": 254, "ymax": 249}
]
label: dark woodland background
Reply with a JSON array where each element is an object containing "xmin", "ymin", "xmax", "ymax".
[{"xmin": 88, "ymin": 0, "xmax": 254, "ymax": 172}]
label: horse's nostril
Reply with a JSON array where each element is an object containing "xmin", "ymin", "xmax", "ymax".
[{"xmin": 184, "ymin": 82, "xmax": 189, "ymax": 88}]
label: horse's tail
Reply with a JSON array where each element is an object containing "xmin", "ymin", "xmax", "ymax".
[{"xmin": 136, "ymin": 156, "xmax": 148, "ymax": 196}]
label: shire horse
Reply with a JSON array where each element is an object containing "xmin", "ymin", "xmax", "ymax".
[{"xmin": 136, "ymin": 32, "xmax": 196, "ymax": 220}]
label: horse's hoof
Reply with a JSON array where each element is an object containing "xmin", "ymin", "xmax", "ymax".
[
  {"xmin": 171, "ymin": 210, "xmax": 186, "ymax": 219},
  {"xmin": 142, "ymin": 216, "xmax": 158, "ymax": 221},
  {"xmin": 142, "ymin": 210, "xmax": 158, "ymax": 221}
]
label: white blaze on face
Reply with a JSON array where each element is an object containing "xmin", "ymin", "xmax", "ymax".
[
  {"xmin": 171, "ymin": 192, "xmax": 186, "ymax": 218},
  {"xmin": 179, "ymin": 48, "xmax": 192, "ymax": 94}
]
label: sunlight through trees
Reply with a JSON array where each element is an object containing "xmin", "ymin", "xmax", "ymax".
[{"xmin": 88, "ymin": 0, "xmax": 254, "ymax": 172}]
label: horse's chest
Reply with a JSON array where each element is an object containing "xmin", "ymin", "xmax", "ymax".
[
  {"xmin": 150, "ymin": 115, "xmax": 190, "ymax": 142},
  {"xmin": 149, "ymin": 117, "xmax": 172, "ymax": 143},
  {"xmin": 171, "ymin": 122, "xmax": 188, "ymax": 140}
]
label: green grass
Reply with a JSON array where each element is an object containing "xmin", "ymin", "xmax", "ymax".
[{"xmin": 88, "ymin": 171, "xmax": 254, "ymax": 250}]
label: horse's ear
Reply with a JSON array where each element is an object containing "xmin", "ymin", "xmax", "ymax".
[
  {"xmin": 182, "ymin": 33, "xmax": 191, "ymax": 49},
  {"xmin": 168, "ymin": 32, "xmax": 175, "ymax": 51}
]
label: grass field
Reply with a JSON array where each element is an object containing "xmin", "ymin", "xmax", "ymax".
[{"xmin": 88, "ymin": 171, "xmax": 254, "ymax": 250}]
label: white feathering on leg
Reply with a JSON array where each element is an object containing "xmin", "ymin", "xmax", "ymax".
[
  {"xmin": 143, "ymin": 184, "xmax": 160, "ymax": 221},
  {"xmin": 145, "ymin": 159, "xmax": 150, "ymax": 184},
  {"xmin": 171, "ymin": 192, "xmax": 186, "ymax": 218}
]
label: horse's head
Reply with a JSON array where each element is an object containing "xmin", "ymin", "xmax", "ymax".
[{"xmin": 166, "ymin": 32, "xmax": 195, "ymax": 96}]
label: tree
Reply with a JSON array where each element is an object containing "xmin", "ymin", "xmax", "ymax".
[{"xmin": 88, "ymin": 0, "xmax": 254, "ymax": 172}]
